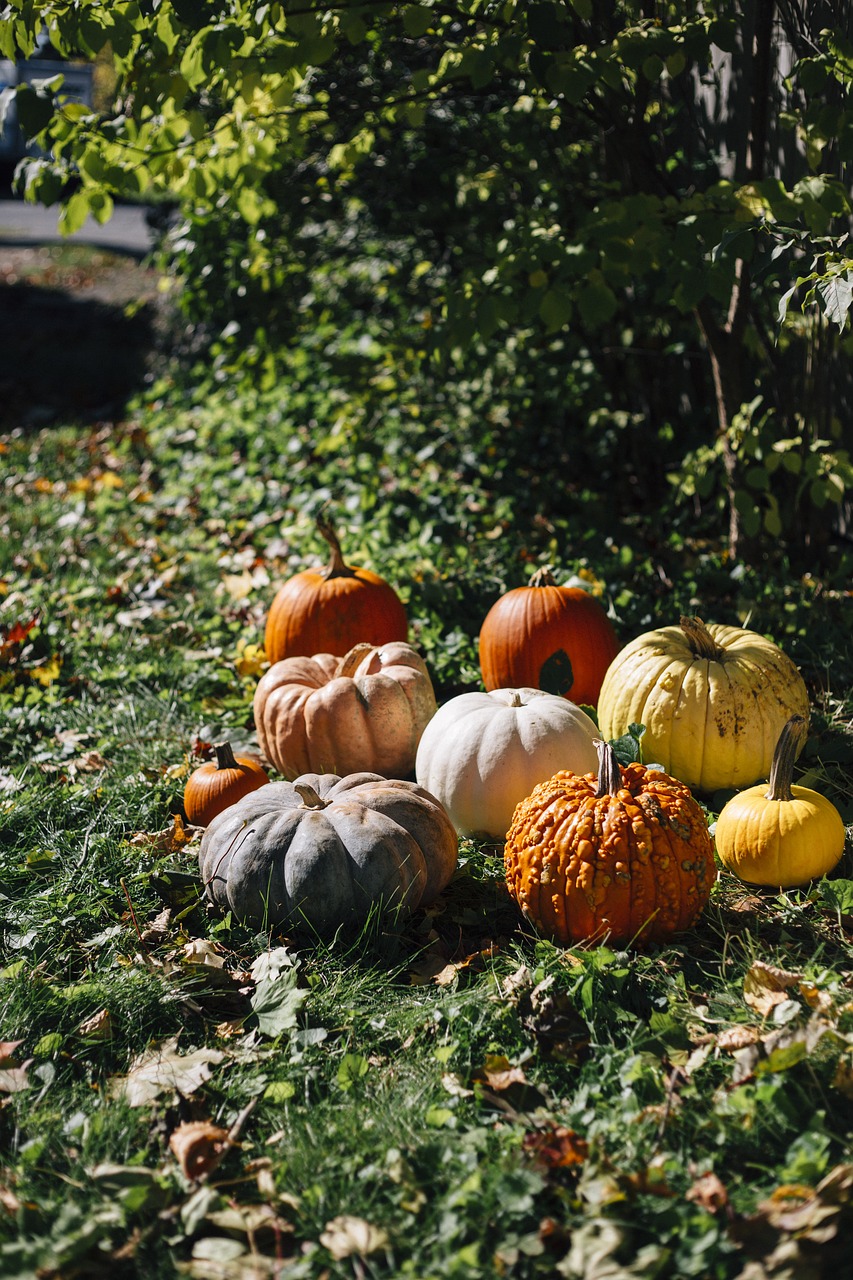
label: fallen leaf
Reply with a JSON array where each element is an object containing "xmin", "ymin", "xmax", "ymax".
[
  {"xmin": 183, "ymin": 939, "xmax": 226, "ymax": 969},
  {"xmin": 717, "ymin": 1025, "xmax": 761, "ymax": 1052},
  {"xmin": 130, "ymin": 815, "xmax": 192, "ymax": 854},
  {"xmin": 686, "ymin": 1171, "xmax": 729, "ymax": 1213},
  {"xmin": 0, "ymin": 1061, "xmax": 32, "ymax": 1094},
  {"xmin": 112, "ymin": 1037, "xmax": 226, "ymax": 1107},
  {"xmin": 743, "ymin": 960, "xmax": 802, "ymax": 1016},
  {"xmin": 523, "ymin": 1125, "xmax": 589, "ymax": 1170},
  {"xmin": 0, "ymin": 1041, "xmax": 24, "ymax": 1067},
  {"xmin": 319, "ymin": 1214, "xmax": 389, "ymax": 1260},
  {"xmin": 170, "ymin": 1120, "xmax": 233, "ymax": 1181},
  {"xmin": 77, "ymin": 1008, "xmax": 113, "ymax": 1041}
]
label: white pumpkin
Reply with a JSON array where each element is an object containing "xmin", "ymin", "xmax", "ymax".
[{"xmin": 415, "ymin": 687, "xmax": 599, "ymax": 838}]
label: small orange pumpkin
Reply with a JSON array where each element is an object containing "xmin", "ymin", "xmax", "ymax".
[
  {"xmin": 265, "ymin": 513, "xmax": 407, "ymax": 663},
  {"xmin": 505, "ymin": 740, "xmax": 715, "ymax": 947},
  {"xmin": 183, "ymin": 741, "xmax": 269, "ymax": 827},
  {"xmin": 479, "ymin": 568, "xmax": 618, "ymax": 707}
]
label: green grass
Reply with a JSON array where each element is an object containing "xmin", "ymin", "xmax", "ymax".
[{"xmin": 1, "ymin": 381, "xmax": 852, "ymax": 1279}]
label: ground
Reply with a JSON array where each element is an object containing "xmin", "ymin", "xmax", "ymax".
[{"xmin": 0, "ymin": 241, "xmax": 164, "ymax": 428}]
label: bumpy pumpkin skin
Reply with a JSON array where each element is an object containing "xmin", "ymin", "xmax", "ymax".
[
  {"xmin": 254, "ymin": 642, "xmax": 437, "ymax": 779},
  {"xmin": 415, "ymin": 688, "xmax": 599, "ymax": 838},
  {"xmin": 505, "ymin": 756, "xmax": 715, "ymax": 947},
  {"xmin": 198, "ymin": 772, "xmax": 458, "ymax": 934},
  {"xmin": 597, "ymin": 618, "xmax": 809, "ymax": 793},
  {"xmin": 183, "ymin": 742, "xmax": 269, "ymax": 827},
  {"xmin": 479, "ymin": 570, "xmax": 619, "ymax": 708},
  {"xmin": 265, "ymin": 516, "xmax": 406, "ymax": 662}
]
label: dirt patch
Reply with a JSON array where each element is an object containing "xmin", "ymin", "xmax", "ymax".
[{"xmin": 0, "ymin": 243, "xmax": 170, "ymax": 428}]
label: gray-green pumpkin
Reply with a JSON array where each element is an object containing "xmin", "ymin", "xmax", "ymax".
[{"xmin": 198, "ymin": 771, "xmax": 458, "ymax": 935}]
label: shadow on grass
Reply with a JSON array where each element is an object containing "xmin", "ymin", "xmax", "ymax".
[{"xmin": 0, "ymin": 278, "xmax": 156, "ymax": 427}]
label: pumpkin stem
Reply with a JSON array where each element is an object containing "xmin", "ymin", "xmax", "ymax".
[
  {"xmin": 316, "ymin": 512, "xmax": 358, "ymax": 582},
  {"xmin": 680, "ymin": 616, "xmax": 725, "ymax": 662},
  {"xmin": 214, "ymin": 741, "xmax": 239, "ymax": 771},
  {"xmin": 294, "ymin": 783, "xmax": 329, "ymax": 810},
  {"xmin": 335, "ymin": 643, "xmax": 374, "ymax": 679},
  {"xmin": 765, "ymin": 715, "xmax": 807, "ymax": 803},
  {"xmin": 529, "ymin": 566, "xmax": 559, "ymax": 588},
  {"xmin": 593, "ymin": 739, "xmax": 623, "ymax": 798},
  {"xmin": 509, "ymin": 691, "xmax": 522, "ymax": 707}
]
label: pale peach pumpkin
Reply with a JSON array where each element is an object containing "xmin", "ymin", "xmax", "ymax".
[{"xmin": 253, "ymin": 642, "xmax": 437, "ymax": 779}]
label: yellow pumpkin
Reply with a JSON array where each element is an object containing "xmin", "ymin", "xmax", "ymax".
[
  {"xmin": 597, "ymin": 616, "xmax": 809, "ymax": 793},
  {"xmin": 715, "ymin": 716, "xmax": 846, "ymax": 887},
  {"xmin": 253, "ymin": 641, "xmax": 436, "ymax": 779}
]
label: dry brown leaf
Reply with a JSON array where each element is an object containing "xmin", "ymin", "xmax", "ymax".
[
  {"xmin": 141, "ymin": 907, "xmax": 172, "ymax": 945},
  {"xmin": 129, "ymin": 814, "xmax": 192, "ymax": 854},
  {"xmin": 0, "ymin": 1040, "xmax": 23, "ymax": 1067},
  {"xmin": 183, "ymin": 939, "xmax": 226, "ymax": 969},
  {"xmin": 717, "ymin": 1025, "xmax": 762, "ymax": 1052},
  {"xmin": 686, "ymin": 1171, "xmax": 729, "ymax": 1213},
  {"xmin": 169, "ymin": 1120, "xmax": 233, "ymax": 1181},
  {"xmin": 0, "ymin": 1062, "xmax": 32, "ymax": 1094},
  {"xmin": 319, "ymin": 1215, "xmax": 389, "ymax": 1260},
  {"xmin": 112, "ymin": 1037, "xmax": 226, "ymax": 1107},
  {"xmin": 743, "ymin": 960, "xmax": 803, "ymax": 1016},
  {"xmin": 77, "ymin": 1008, "xmax": 113, "ymax": 1041},
  {"xmin": 523, "ymin": 1126, "xmax": 589, "ymax": 1170}
]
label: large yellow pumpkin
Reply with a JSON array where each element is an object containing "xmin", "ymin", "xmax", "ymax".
[
  {"xmin": 597, "ymin": 617, "xmax": 809, "ymax": 794},
  {"xmin": 253, "ymin": 641, "xmax": 436, "ymax": 779}
]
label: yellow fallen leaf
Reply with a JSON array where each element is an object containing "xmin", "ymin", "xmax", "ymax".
[{"xmin": 30, "ymin": 655, "xmax": 62, "ymax": 686}]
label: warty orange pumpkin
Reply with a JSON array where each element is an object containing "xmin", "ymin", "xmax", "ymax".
[{"xmin": 505, "ymin": 740, "xmax": 715, "ymax": 947}]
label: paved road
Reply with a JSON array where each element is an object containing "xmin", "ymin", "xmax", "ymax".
[{"xmin": 0, "ymin": 196, "xmax": 152, "ymax": 256}]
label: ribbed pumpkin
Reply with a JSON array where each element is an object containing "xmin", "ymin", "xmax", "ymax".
[
  {"xmin": 183, "ymin": 741, "xmax": 269, "ymax": 827},
  {"xmin": 265, "ymin": 513, "xmax": 407, "ymax": 663},
  {"xmin": 597, "ymin": 617, "xmax": 810, "ymax": 794},
  {"xmin": 505, "ymin": 741, "xmax": 715, "ymax": 947},
  {"xmin": 479, "ymin": 568, "xmax": 619, "ymax": 707},
  {"xmin": 254, "ymin": 641, "xmax": 436, "ymax": 780},
  {"xmin": 715, "ymin": 716, "xmax": 846, "ymax": 887},
  {"xmin": 198, "ymin": 772, "xmax": 458, "ymax": 935},
  {"xmin": 415, "ymin": 688, "xmax": 599, "ymax": 838}
]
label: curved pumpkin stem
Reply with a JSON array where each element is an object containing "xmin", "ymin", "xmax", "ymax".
[
  {"xmin": 765, "ymin": 715, "xmax": 807, "ymax": 803},
  {"xmin": 593, "ymin": 739, "xmax": 623, "ymax": 798},
  {"xmin": 316, "ymin": 512, "xmax": 358, "ymax": 582},
  {"xmin": 335, "ymin": 643, "xmax": 375, "ymax": 679},
  {"xmin": 294, "ymin": 783, "xmax": 329, "ymax": 810},
  {"xmin": 529, "ymin": 566, "xmax": 559, "ymax": 588},
  {"xmin": 680, "ymin": 616, "xmax": 725, "ymax": 662},
  {"xmin": 214, "ymin": 741, "xmax": 239, "ymax": 771}
]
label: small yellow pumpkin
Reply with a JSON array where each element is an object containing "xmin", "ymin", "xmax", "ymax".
[{"xmin": 715, "ymin": 716, "xmax": 846, "ymax": 887}]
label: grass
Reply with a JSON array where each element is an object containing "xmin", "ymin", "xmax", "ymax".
[{"xmin": 1, "ymin": 377, "xmax": 852, "ymax": 1279}]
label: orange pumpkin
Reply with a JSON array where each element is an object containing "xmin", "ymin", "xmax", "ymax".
[
  {"xmin": 505, "ymin": 741, "xmax": 715, "ymax": 947},
  {"xmin": 265, "ymin": 514, "xmax": 407, "ymax": 662},
  {"xmin": 184, "ymin": 741, "xmax": 270, "ymax": 827},
  {"xmin": 479, "ymin": 568, "xmax": 618, "ymax": 707}
]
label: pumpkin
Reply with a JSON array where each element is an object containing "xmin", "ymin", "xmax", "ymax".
[
  {"xmin": 254, "ymin": 641, "xmax": 437, "ymax": 779},
  {"xmin": 478, "ymin": 567, "xmax": 619, "ymax": 707},
  {"xmin": 183, "ymin": 741, "xmax": 269, "ymax": 827},
  {"xmin": 198, "ymin": 771, "xmax": 458, "ymax": 935},
  {"xmin": 596, "ymin": 616, "xmax": 810, "ymax": 794},
  {"xmin": 415, "ymin": 687, "xmax": 599, "ymax": 838},
  {"xmin": 265, "ymin": 513, "xmax": 407, "ymax": 663},
  {"xmin": 715, "ymin": 715, "xmax": 846, "ymax": 887},
  {"xmin": 505, "ymin": 740, "xmax": 715, "ymax": 947}
]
